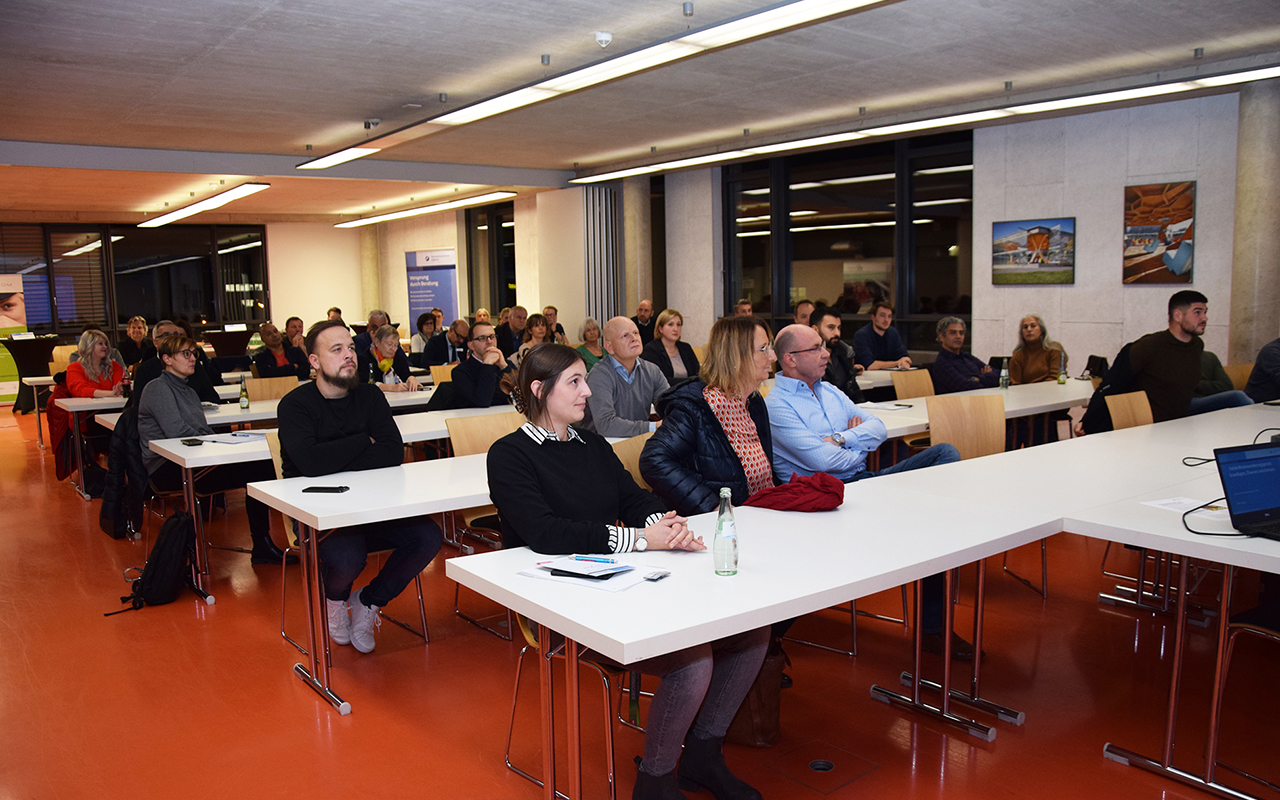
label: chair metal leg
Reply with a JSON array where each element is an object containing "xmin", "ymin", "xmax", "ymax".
[
  {"xmin": 1002, "ymin": 538, "xmax": 1049, "ymax": 599},
  {"xmin": 786, "ymin": 586, "xmax": 911, "ymax": 658},
  {"xmin": 454, "ymin": 582, "xmax": 513, "ymax": 640}
]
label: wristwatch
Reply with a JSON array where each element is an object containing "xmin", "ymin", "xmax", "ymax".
[
  {"xmin": 635, "ymin": 534, "xmax": 648, "ymax": 552},
  {"xmin": 831, "ymin": 432, "xmax": 846, "ymax": 447}
]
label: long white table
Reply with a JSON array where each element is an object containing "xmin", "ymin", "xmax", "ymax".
[
  {"xmin": 53, "ymin": 396, "xmax": 127, "ymax": 499},
  {"xmin": 20, "ymin": 376, "xmax": 55, "ymax": 448}
]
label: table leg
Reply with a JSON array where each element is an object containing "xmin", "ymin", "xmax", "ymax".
[
  {"xmin": 292, "ymin": 523, "xmax": 351, "ymax": 715},
  {"xmin": 870, "ymin": 571, "xmax": 996, "ymax": 742},
  {"xmin": 539, "ymin": 623, "xmax": 557, "ymax": 800},
  {"xmin": 181, "ymin": 467, "xmax": 215, "ymax": 605},
  {"xmin": 69, "ymin": 410, "xmax": 90, "ymax": 500},
  {"xmin": 565, "ymin": 638, "xmax": 583, "ymax": 800},
  {"xmin": 34, "ymin": 390, "xmax": 45, "ymax": 449}
]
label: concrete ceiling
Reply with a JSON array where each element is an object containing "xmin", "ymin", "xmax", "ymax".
[{"xmin": 2, "ymin": 0, "xmax": 1278, "ymax": 224}]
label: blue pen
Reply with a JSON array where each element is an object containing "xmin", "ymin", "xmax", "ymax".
[{"xmin": 573, "ymin": 556, "xmax": 616, "ymax": 564}]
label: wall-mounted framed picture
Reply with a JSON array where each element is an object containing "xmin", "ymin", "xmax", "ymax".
[
  {"xmin": 1123, "ymin": 181, "xmax": 1195, "ymax": 284},
  {"xmin": 992, "ymin": 218, "xmax": 1075, "ymax": 285}
]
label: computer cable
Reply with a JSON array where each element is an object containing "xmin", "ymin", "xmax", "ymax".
[{"xmin": 1181, "ymin": 496, "xmax": 1246, "ymax": 537}]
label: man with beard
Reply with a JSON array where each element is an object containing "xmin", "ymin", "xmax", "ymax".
[
  {"xmin": 810, "ymin": 306, "xmax": 866, "ymax": 404},
  {"xmin": 277, "ymin": 320, "xmax": 442, "ymax": 655}
]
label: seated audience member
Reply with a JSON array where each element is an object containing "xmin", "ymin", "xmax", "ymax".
[
  {"xmin": 129, "ymin": 320, "xmax": 221, "ymax": 408},
  {"xmin": 430, "ymin": 307, "xmax": 444, "ymax": 333},
  {"xmin": 284, "ymin": 316, "xmax": 305, "ymax": 350},
  {"xmin": 514, "ymin": 313, "xmax": 555, "ymax": 367},
  {"xmin": 640, "ymin": 315, "xmax": 776, "ymax": 516},
  {"xmin": 1135, "ymin": 291, "xmax": 1250, "ymax": 420},
  {"xmin": 473, "ymin": 307, "xmax": 491, "ymax": 325},
  {"xmin": 68, "ymin": 323, "xmax": 127, "ymax": 373},
  {"xmin": 1198, "ymin": 350, "xmax": 1236, "ymax": 398},
  {"xmin": 1245, "ymin": 337, "xmax": 1280, "ymax": 402},
  {"xmin": 495, "ymin": 305, "xmax": 526, "ymax": 357},
  {"xmin": 137, "ymin": 335, "xmax": 292, "ymax": 564},
  {"xmin": 278, "ymin": 320, "xmax": 443, "ymax": 653},
  {"xmin": 327, "ymin": 307, "xmax": 344, "ymax": 322},
  {"xmin": 933, "ymin": 316, "xmax": 998, "ymax": 393},
  {"xmin": 66, "ymin": 330, "xmax": 125, "ymax": 398},
  {"xmin": 487, "ymin": 344, "xmax": 767, "ymax": 800},
  {"xmin": 853, "ymin": 302, "xmax": 912, "ymax": 371},
  {"xmin": 632, "ymin": 299, "xmax": 655, "ymax": 346},
  {"xmin": 810, "ymin": 306, "xmax": 866, "ymax": 403},
  {"xmin": 641, "ymin": 308, "xmax": 701, "ymax": 382},
  {"xmin": 426, "ymin": 318, "xmax": 470, "ymax": 366},
  {"xmin": 733, "ymin": 298, "xmax": 754, "ymax": 317},
  {"xmin": 792, "ymin": 299, "xmax": 814, "ymax": 327},
  {"xmin": 172, "ymin": 318, "xmax": 223, "ymax": 386},
  {"xmin": 767, "ymin": 324, "xmax": 967, "ymax": 658},
  {"xmin": 584, "ymin": 316, "xmax": 670, "ymax": 437},
  {"xmin": 497, "ymin": 307, "xmax": 510, "ymax": 327},
  {"xmin": 252, "ymin": 321, "xmax": 309, "ymax": 380},
  {"xmin": 358, "ymin": 324, "xmax": 421, "ymax": 392},
  {"xmin": 447, "ymin": 321, "xmax": 513, "ymax": 408},
  {"xmin": 409, "ymin": 313, "xmax": 437, "ymax": 355},
  {"xmin": 119, "ymin": 315, "xmax": 154, "ymax": 369},
  {"xmin": 353, "ymin": 309, "xmax": 389, "ymax": 353},
  {"xmin": 1009, "ymin": 314, "xmax": 1066, "ymax": 383},
  {"xmin": 542, "ymin": 305, "xmax": 568, "ymax": 344},
  {"xmin": 575, "ymin": 317, "xmax": 605, "ymax": 371}
]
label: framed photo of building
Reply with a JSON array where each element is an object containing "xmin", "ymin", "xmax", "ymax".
[
  {"xmin": 1123, "ymin": 182, "xmax": 1195, "ymax": 284},
  {"xmin": 992, "ymin": 218, "xmax": 1075, "ymax": 285}
]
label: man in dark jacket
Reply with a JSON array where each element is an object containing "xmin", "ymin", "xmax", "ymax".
[
  {"xmin": 447, "ymin": 321, "xmax": 513, "ymax": 408},
  {"xmin": 278, "ymin": 319, "xmax": 442, "ymax": 654},
  {"xmin": 932, "ymin": 316, "xmax": 998, "ymax": 394},
  {"xmin": 425, "ymin": 319, "xmax": 470, "ymax": 366},
  {"xmin": 252, "ymin": 321, "xmax": 309, "ymax": 379},
  {"xmin": 811, "ymin": 306, "xmax": 866, "ymax": 404},
  {"xmin": 494, "ymin": 305, "xmax": 527, "ymax": 357}
]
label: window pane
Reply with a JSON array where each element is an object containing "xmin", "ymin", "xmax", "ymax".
[
  {"xmin": 729, "ymin": 178, "xmax": 771, "ymax": 314},
  {"xmin": 48, "ymin": 229, "xmax": 110, "ymax": 332},
  {"xmin": 910, "ymin": 157, "xmax": 972, "ymax": 318},
  {"xmin": 788, "ymin": 145, "xmax": 896, "ymax": 316},
  {"xmin": 112, "ymin": 226, "xmax": 215, "ymax": 330},
  {"xmin": 215, "ymin": 227, "xmax": 267, "ymax": 326},
  {"xmin": 0, "ymin": 224, "xmax": 50, "ymax": 332}
]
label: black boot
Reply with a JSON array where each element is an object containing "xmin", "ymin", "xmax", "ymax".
[
  {"xmin": 250, "ymin": 533, "xmax": 298, "ymax": 565},
  {"xmin": 633, "ymin": 758, "xmax": 689, "ymax": 800},
  {"xmin": 677, "ymin": 734, "xmax": 762, "ymax": 800}
]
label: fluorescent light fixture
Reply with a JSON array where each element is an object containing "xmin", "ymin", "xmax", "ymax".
[
  {"xmin": 824, "ymin": 172, "xmax": 895, "ymax": 185},
  {"xmin": 571, "ymin": 150, "xmax": 753, "ymax": 184},
  {"xmin": 913, "ymin": 198, "xmax": 971, "ymax": 207},
  {"xmin": 1007, "ymin": 83, "xmax": 1195, "ymax": 115},
  {"xmin": 433, "ymin": 87, "xmax": 560, "ymax": 125},
  {"xmin": 501, "ymin": 221, "xmax": 515, "ymax": 228},
  {"xmin": 1192, "ymin": 65, "xmax": 1280, "ymax": 87},
  {"xmin": 217, "ymin": 241, "xmax": 263, "ymax": 255},
  {"xmin": 139, "ymin": 183, "xmax": 271, "ymax": 228},
  {"xmin": 538, "ymin": 42, "xmax": 704, "ymax": 93},
  {"xmin": 62, "ymin": 236, "xmax": 123, "ymax": 257},
  {"xmin": 681, "ymin": 0, "xmax": 882, "ymax": 48},
  {"xmin": 737, "ymin": 230, "xmax": 772, "ymax": 238},
  {"xmin": 746, "ymin": 131, "xmax": 864, "ymax": 155},
  {"xmin": 789, "ymin": 182, "xmax": 825, "ymax": 190},
  {"xmin": 737, "ymin": 210, "xmax": 817, "ymax": 224},
  {"xmin": 741, "ymin": 188, "xmax": 770, "ymax": 196},
  {"xmin": 861, "ymin": 110, "xmax": 1014, "ymax": 138},
  {"xmin": 335, "ymin": 191, "xmax": 517, "ymax": 228},
  {"xmin": 296, "ymin": 147, "xmax": 382, "ymax": 170},
  {"xmin": 914, "ymin": 165, "xmax": 973, "ymax": 176}
]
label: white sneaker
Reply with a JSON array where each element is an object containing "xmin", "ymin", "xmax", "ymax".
[
  {"xmin": 349, "ymin": 586, "xmax": 381, "ymax": 654},
  {"xmin": 326, "ymin": 598, "xmax": 350, "ymax": 646}
]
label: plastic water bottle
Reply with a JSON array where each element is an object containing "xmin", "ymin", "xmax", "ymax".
[
  {"xmin": 1056, "ymin": 351, "xmax": 1068, "ymax": 384},
  {"xmin": 999, "ymin": 357, "xmax": 1010, "ymax": 389},
  {"xmin": 714, "ymin": 487, "xmax": 738, "ymax": 576},
  {"xmin": 239, "ymin": 375, "xmax": 250, "ymax": 409}
]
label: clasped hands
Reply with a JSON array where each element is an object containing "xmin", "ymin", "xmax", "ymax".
[{"xmin": 642, "ymin": 510, "xmax": 704, "ymax": 551}]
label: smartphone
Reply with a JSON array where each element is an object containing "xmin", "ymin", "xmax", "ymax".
[
  {"xmin": 180, "ymin": 438, "xmax": 203, "ymax": 446},
  {"xmin": 302, "ymin": 485, "xmax": 350, "ymax": 493}
]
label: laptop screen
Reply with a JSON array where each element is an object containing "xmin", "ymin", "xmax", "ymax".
[{"xmin": 1214, "ymin": 442, "xmax": 1280, "ymax": 524}]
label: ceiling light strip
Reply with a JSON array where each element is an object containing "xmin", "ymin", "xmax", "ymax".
[
  {"xmin": 572, "ymin": 65, "xmax": 1279, "ymax": 184},
  {"xmin": 139, "ymin": 183, "xmax": 271, "ymax": 228},
  {"xmin": 334, "ymin": 191, "xmax": 517, "ymax": 229}
]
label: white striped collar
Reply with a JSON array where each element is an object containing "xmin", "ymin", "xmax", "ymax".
[{"xmin": 519, "ymin": 421, "xmax": 586, "ymax": 445}]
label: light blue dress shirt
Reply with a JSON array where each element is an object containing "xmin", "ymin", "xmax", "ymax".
[{"xmin": 765, "ymin": 374, "xmax": 888, "ymax": 482}]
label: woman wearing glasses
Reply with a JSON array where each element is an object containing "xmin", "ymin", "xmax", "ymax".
[
  {"xmin": 487, "ymin": 343, "xmax": 768, "ymax": 800},
  {"xmin": 640, "ymin": 315, "xmax": 777, "ymax": 517},
  {"xmin": 137, "ymin": 335, "xmax": 294, "ymax": 565}
]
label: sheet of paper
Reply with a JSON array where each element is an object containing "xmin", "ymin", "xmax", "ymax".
[
  {"xmin": 1141, "ymin": 496, "xmax": 1231, "ymax": 521},
  {"xmin": 518, "ymin": 566, "xmax": 650, "ymax": 592},
  {"xmin": 201, "ymin": 432, "xmax": 267, "ymax": 445},
  {"xmin": 862, "ymin": 402, "xmax": 917, "ymax": 411},
  {"xmin": 537, "ymin": 555, "xmax": 634, "ymax": 577}
]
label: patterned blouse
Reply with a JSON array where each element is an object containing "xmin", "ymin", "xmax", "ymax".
[{"xmin": 703, "ymin": 384, "xmax": 773, "ymax": 496}]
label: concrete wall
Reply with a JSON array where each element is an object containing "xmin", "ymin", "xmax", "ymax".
[
  {"xmin": 373, "ymin": 211, "xmax": 466, "ymax": 329},
  {"xmin": 971, "ymin": 93, "xmax": 1240, "ymax": 367},
  {"xmin": 265, "ymin": 223, "xmax": 362, "ymax": 328},
  {"xmin": 665, "ymin": 167, "xmax": 724, "ymax": 348},
  {"xmin": 534, "ymin": 187, "xmax": 588, "ymax": 341}
]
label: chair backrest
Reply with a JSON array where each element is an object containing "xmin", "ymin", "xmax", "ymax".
[
  {"xmin": 51, "ymin": 344, "xmax": 77, "ymax": 363},
  {"xmin": 431, "ymin": 363, "xmax": 458, "ymax": 385},
  {"xmin": 891, "ymin": 369, "xmax": 935, "ymax": 400},
  {"xmin": 926, "ymin": 394, "xmax": 1005, "ymax": 459},
  {"xmin": 49, "ymin": 359, "xmax": 70, "ymax": 376},
  {"xmin": 1224, "ymin": 364, "xmax": 1253, "ymax": 392},
  {"xmin": 263, "ymin": 430, "xmax": 298, "ymax": 545},
  {"xmin": 445, "ymin": 410, "xmax": 526, "ymax": 457},
  {"xmin": 245, "ymin": 376, "xmax": 298, "ymax": 402},
  {"xmin": 1106, "ymin": 391, "xmax": 1153, "ymax": 430},
  {"xmin": 610, "ymin": 431, "xmax": 655, "ymax": 491}
]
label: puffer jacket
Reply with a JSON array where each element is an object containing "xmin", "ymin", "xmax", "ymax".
[
  {"xmin": 639, "ymin": 378, "xmax": 775, "ymax": 517},
  {"xmin": 99, "ymin": 406, "xmax": 148, "ymax": 539}
]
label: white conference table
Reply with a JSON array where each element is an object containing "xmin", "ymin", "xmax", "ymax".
[{"xmin": 20, "ymin": 376, "xmax": 55, "ymax": 448}]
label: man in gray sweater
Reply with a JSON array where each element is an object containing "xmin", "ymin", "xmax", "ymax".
[{"xmin": 583, "ymin": 316, "xmax": 670, "ymax": 437}]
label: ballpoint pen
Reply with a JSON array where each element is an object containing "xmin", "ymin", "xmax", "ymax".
[{"xmin": 572, "ymin": 556, "xmax": 616, "ymax": 564}]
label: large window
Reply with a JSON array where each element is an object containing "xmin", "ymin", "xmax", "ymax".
[
  {"xmin": 466, "ymin": 202, "xmax": 516, "ymax": 317},
  {"xmin": 725, "ymin": 132, "xmax": 972, "ymax": 352}
]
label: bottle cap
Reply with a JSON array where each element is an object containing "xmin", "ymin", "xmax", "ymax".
[{"xmin": 719, "ymin": 487, "xmax": 732, "ymax": 497}]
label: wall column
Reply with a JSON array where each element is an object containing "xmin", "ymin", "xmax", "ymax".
[
  {"xmin": 359, "ymin": 227, "xmax": 380, "ymax": 319},
  {"xmin": 665, "ymin": 167, "xmax": 723, "ymax": 347},
  {"xmin": 1231, "ymin": 78, "xmax": 1280, "ymax": 361},
  {"xmin": 622, "ymin": 176, "xmax": 652, "ymax": 316}
]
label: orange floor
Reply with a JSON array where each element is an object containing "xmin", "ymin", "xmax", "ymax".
[{"xmin": 2, "ymin": 406, "xmax": 1277, "ymax": 800}]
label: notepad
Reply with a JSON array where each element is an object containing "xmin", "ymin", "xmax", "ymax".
[{"xmin": 536, "ymin": 555, "xmax": 634, "ymax": 578}]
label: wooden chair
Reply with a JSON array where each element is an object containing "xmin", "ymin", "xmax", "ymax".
[
  {"xmin": 265, "ymin": 430, "xmax": 428, "ymax": 654},
  {"xmin": 610, "ymin": 431, "xmax": 654, "ymax": 491},
  {"xmin": 245, "ymin": 376, "xmax": 298, "ymax": 402},
  {"xmin": 1224, "ymin": 363, "xmax": 1253, "ymax": 392},
  {"xmin": 445, "ymin": 410, "xmax": 525, "ymax": 638},
  {"xmin": 430, "ymin": 363, "xmax": 458, "ymax": 385},
  {"xmin": 891, "ymin": 369, "xmax": 935, "ymax": 450},
  {"xmin": 1106, "ymin": 391, "xmax": 1153, "ymax": 430},
  {"xmin": 50, "ymin": 344, "xmax": 77, "ymax": 363},
  {"xmin": 691, "ymin": 345, "xmax": 705, "ymax": 363}
]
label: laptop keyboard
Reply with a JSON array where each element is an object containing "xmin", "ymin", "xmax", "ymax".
[{"xmin": 1242, "ymin": 520, "xmax": 1280, "ymax": 540}]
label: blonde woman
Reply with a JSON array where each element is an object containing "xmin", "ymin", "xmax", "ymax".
[
  {"xmin": 1009, "ymin": 314, "xmax": 1067, "ymax": 384},
  {"xmin": 640, "ymin": 308, "xmax": 700, "ymax": 382},
  {"xmin": 575, "ymin": 317, "xmax": 604, "ymax": 370},
  {"xmin": 66, "ymin": 330, "xmax": 125, "ymax": 398}
]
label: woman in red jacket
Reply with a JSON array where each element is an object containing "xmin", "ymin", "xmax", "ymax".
[{"xmin": 66, "ymin": 330, "xmax": 125, "ymax": 398}]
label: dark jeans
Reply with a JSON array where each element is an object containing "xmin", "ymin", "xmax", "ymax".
[
  {"xmin": 1188, "ymin": 390, "xmax": 1253, "ymax": 415},
  {"xmin": 149, "ymin": 460, "xmax": 275, "ymax": 536},
  {"xmin": 317, "ymin": 516, "xmax": 443, "ymax": 608}
]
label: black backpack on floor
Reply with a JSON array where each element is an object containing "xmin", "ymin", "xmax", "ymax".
[{"xmin": 105, "ymin": 511, "xmax": 195, "ymax": 615}]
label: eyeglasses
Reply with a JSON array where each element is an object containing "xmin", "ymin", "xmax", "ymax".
[
  {"xmin": 783, "ymin": 344, "xmax": 825, "ymax": 358},
  {"xmin": 756, "ymin": 344, "xmax": 775, "ymax": 355},
  {"xmin": 174, "ymin": 349, "xmax": 199, "ymax": 359},
  {"xmin": 471, "ymin": 334, "xmax": 497, "ymax": 342}
]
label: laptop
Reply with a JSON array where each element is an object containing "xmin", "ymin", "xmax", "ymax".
[{"xmin": 1213, "ymin": 442, "xmax": 1280, "ymax": 540}]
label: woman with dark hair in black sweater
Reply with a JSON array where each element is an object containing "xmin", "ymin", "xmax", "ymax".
[{"xmin": 487, "ymin": 344, "xmax": 768, "ymax": 800}]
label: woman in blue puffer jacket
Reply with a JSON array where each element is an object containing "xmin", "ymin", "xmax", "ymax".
[{"xmin": 640, "ymin": 315, "xmax": 778, "ymax": 517}]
